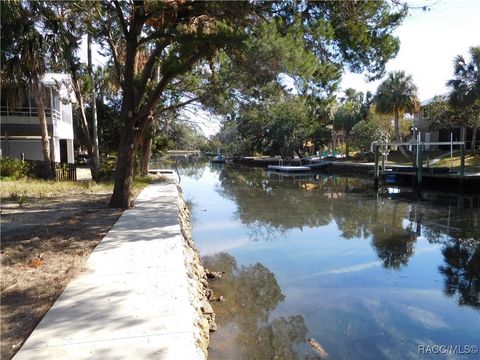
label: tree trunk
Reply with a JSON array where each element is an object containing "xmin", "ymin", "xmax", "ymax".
[
  {"xmin": 139, "ymin": 134, "xmax": 152, "ymax": 176},
  {"xmin": 471, "ymin": 125, "xmax": 477, "ymax": 155},
  {"xmin": 76, "ymin": 92, "xmax": 98, "ymax": 179},
  {"xmin": 34, "ymin": 84, "xmax": 53, "ymax": 179},
  {"xmin": 87, "ymin": 32, "xmax": 101, "ymax": 174},
  {"xmin": 332, "ymin": 130, "xmax": 337, "ymax": 154},
  {"xmin": 394, "ymin": 108, "xmax": 410, "ymax": 160},
  {"xmin": 68, "ymin": 57, "xmax": 98, "ymax": 180},
  {"xmin": 110, "ymin": 117, "xmax": 136, "ymax": 208}
]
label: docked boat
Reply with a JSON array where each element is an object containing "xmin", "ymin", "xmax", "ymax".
[
  {"xmin": 267, "ymin": 161, "xmax": 330, "ymax": 173},
  {"xmin": 268, "ymin": 165, "xmax": 311, "ymax": 172},
  {"xmin": 307, "ymin": 160, "xmax": 331, "ymax": 169},
  {"xmin": 211, "ymin": 154, "xmax": 226, "ymax": 163}
]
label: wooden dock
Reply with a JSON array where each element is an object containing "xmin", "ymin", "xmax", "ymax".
[
  {"xmin": 371, "ymin": 140, "xmax": 480, "ymax": 193},
  {"xmin": 148, "ymin": 169, "xmax": 174, "ymax": 175},
  {"xmin": 381, "ymin": 171, "xmax": 480, "ymax": 192}
]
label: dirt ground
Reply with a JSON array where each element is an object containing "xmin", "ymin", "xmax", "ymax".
[{"xmin": 0, "ymin": 193, "xmax": 123, "ymax": 360}]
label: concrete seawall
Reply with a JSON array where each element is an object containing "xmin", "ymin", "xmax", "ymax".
[{"xmin": 14, "ymin": 179, "xmax": 211, "ymax": 359}]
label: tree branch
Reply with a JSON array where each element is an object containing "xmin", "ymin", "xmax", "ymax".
[
  {"xmin": 136, "ymin": 39, "xmax": 171, "ymax": 107},
  {"xmin": 137, "ymin": 50, "xmax": 208, "ymax": 124},
  {"xmin": 139, "ymin": 30, "xmax": 170, "ymax": 46},
  {"xmin": 158, "ymin": 96, "xmax": 200, "ymax": 114},
  {"xmin": 112, "ymin": 0, "xmax": 129, "ymax": 38},
  {"xmin": 105, "ymin": 30, "xmax": 123, "ymax": 83}
]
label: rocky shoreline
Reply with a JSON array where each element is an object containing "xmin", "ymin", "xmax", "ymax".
[{"xmin": 177, "ymin": 186, "xmax": 216, "ymax": 358}]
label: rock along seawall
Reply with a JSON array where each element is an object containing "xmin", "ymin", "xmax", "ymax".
[{"xmin": 177, "ymin": 185, "xmax": 216, "ymax": 357}]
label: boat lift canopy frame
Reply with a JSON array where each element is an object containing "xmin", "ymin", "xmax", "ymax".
[
  {"xmin": 370, "ymin": 140, "xmax": 465, "ymax": 152},
  {"xmin": 371, "ymin": 140, "xmax": 467, "ymax": 190}
]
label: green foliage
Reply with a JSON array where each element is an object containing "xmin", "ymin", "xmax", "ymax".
[
  {"xmin": 1, "ymin": 1, "xmax": 46, "ymax": 90},
  {"xmin": 334, "ymin": 89, "xmax": 371, "ymax": 135},
  {"xmin": 375, "ymin": 71, "xmax": 420, "ymax": 116},
  {"xmin": 96, "ymin": 157, "xmax": 117, "ymax": 182},
  {"xmin": 427, "ymin": 96, "xmax": 479, "ymax": 129},
  {"xmin": 447, "ymin": 46, "xmax": 480, "ymax": 108},
  {"xmin": 351, "ymin": 120, "xmax": 388, "ymax": 152},
  {"xmin": 222, "ymin": 94, "xmax": 323, "ymax": 158},
  {"xmin": 0, "ymin": 159, "xmax": 30, "ymax": 179},
  {"xmin": 375, "ymin": 70, "xmax": 419, "ymax": 159},
  {"xmin": 9, "ymin": 191, "xmax": 29, "ymax": 206},
  {"xmin": 155, "ymin": 121, "xmax": 207, "ymax": 153}
]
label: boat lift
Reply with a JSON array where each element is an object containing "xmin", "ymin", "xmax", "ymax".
[{"xmin": 371, "ymin": 140, "xmax": 466, "ymax": 190}]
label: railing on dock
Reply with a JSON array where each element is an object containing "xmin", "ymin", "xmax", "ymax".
[{"xmin": 371, "ymin": 140, "xmax": 466, "ymax": 192}]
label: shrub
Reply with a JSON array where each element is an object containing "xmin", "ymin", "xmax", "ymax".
[
  {"xmin": 351, "ymin": 120, "xmax": 389, "ymax": 152},
  {"xmin": 9, "ymin": 191, "xmax": 28, "ymax": 206},
  {"xmin": 96, "ymin": 157, "xmax": 117, "ymax": 182},
  {"xmin": 0, "ymin": 158, "xmax": 30, "ymax": 179}
]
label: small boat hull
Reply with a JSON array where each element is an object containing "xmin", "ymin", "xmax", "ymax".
[
  {"xmin": 307, "ymin": 161, "xmax": 331, "ymax": 169},
  {"xmin": 268, "ymin": 165, "xmax": 312, "ymax": 172},
  {"xmin": 267, "ymin": 161, "xmax": 330, "ymax": 173}
]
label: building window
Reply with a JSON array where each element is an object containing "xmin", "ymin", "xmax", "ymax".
[{"xmin": 422, "ymin": 108, "xmax": 428, "ymax": 118}]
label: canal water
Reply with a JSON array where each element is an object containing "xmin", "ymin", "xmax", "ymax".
[{"xmin": 178, "ymin": 161, "xmax": 480, "ymax": 360}]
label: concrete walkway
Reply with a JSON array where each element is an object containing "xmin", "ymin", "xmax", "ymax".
[{"xmin": 14, "ymin": 180, "xmax": 205, "ymax": 360}]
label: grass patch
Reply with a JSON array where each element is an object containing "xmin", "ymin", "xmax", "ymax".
[
  {"xmin": 431, "ymin": 155, "xmax": 480, "ymax": 172},
  {"xmin": 0, "ymin": 175, "xmax": 165, "ymax": 200},
  {"xmin": 0, "ymin": 179, "xmax": 113, "ymax": 200}
]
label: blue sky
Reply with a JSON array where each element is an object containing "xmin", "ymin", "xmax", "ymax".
[{"xmin": 341, "ymin": 0, "xmax": 480, "ymax": 101}]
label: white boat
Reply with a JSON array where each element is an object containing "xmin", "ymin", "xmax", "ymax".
[
  {"xmin": 268, "ymin": 161, "xmax": 330, "ymax": 172},
  {"xmin": 267, "ymin": 165, "xmax": 312, "ymax": 172}
]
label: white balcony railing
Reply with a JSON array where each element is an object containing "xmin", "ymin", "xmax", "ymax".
[{"xmin": 1, "ymin": 106, "xmax": 61, "ymax": 123}]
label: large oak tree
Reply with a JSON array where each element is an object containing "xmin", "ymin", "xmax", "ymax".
[{"xmin": 80, "ymin": 0, "xmax": 407, "ymax": 208}]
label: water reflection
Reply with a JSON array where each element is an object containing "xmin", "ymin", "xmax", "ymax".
[
  {"xmin": 203, "ymin": 253, "xmax": 309, "ymax": 359},
  {"xmin": 371, "ymin": 229, "xmax": 416, "ymax": 270},
  {"xmin": 180, "ymin": 163, "xmax": 480, "ymax": 358},
  {"xmin": 214, "ymin": 167, "xmax": 480, "ymax": 309},
  {"xmin": 440, "ymin": 239, "xmax": 480, "ymax": 309}
]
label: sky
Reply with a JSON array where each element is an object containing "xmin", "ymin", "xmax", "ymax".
[{"xmin": 340, "ymin": 0, "xmax": 480, "ymax": 102}]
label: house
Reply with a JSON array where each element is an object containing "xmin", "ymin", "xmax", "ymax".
[
  {"xmin": 1, "ymin": 73, "xmax": 75, "ymax": 164},
  {"xmin": 413, "ymin": 96, "xmax": 477, "ymax": 150}
]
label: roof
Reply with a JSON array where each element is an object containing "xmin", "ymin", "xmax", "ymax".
[
  {"xmin": 42, "ymin": 73, "xmax": 71, "ymax": 86},
  {"xmin": 42, "ymin": 73, "xmax": 76, "ymax": 103},
  {"xmin": 421, "ymin": 93, "xmax": 449, "ymax": 107}
]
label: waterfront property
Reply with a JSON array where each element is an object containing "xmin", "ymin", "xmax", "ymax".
[
  {"xmin": 413, "ymin": 96, "xmax": 479, "ymax": 150},
  {"xmin": 1, "ymin": 73, "xmax": 75, "ymax": 164}
]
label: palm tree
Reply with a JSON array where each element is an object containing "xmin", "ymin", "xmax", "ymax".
[
  {"xmin": 1, "ymin": 1, "xmax": 53, "ymax": 178},
  {"xmin": 375, "ymin": 71, "xmax": 420, "ymax": 159},
  {"xmin": 447, "ymin": 46, "xmax": 480, "ymax": 154}
]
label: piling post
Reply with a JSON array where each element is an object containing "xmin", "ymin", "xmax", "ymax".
[
  {"xmin": 459, "ymin": 142, "xmax": 466, "ymax": 177},
  {"xmin": 412, "ymin": 141, "xmax": 416, "ymax": 168},
  {"xmin": 374, "ymin": 144, "xmax": 379, "ymax": 189},
  {"xmin": 459, "ymin": 141, "xmax": 465, "ymax": 193},
  {"xmin": 381, "ymin": 147, "xmax": 385, "ymax": 172},
  {"xmin": 416, "ymin": 144, "xmax": 423, "ymax": 196}
]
